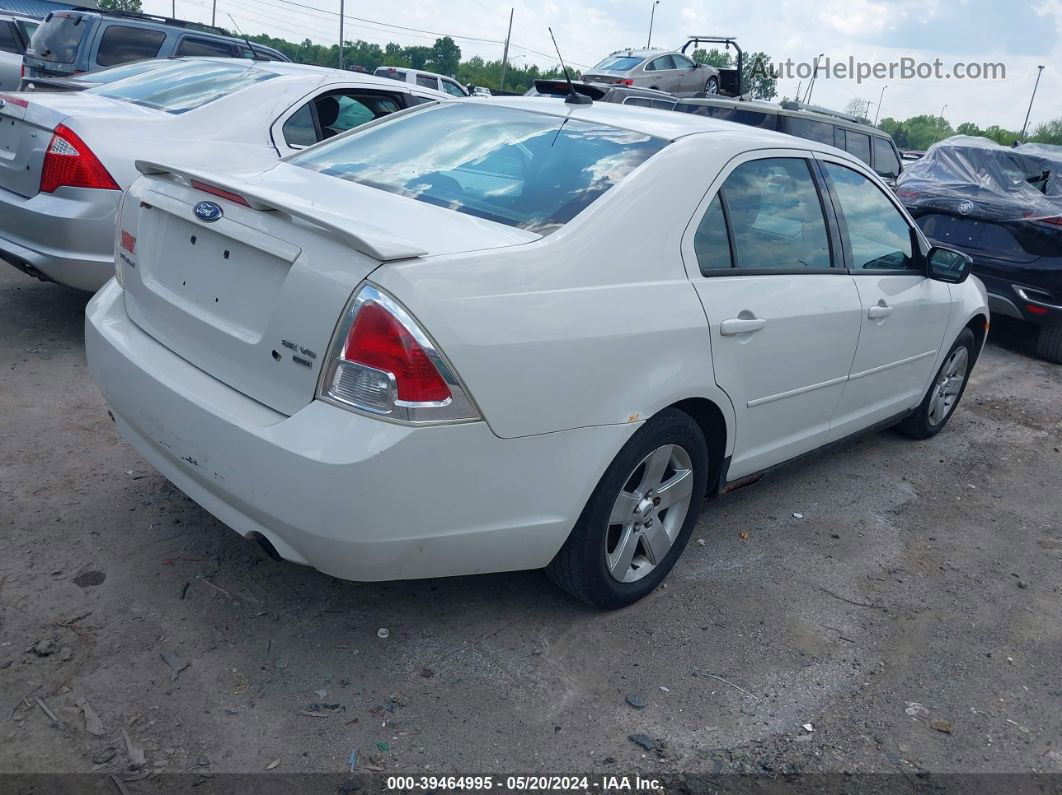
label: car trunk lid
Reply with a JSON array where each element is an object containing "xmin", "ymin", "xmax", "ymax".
[
  {"xmin": 119, "ymin": 161, "xmax": 539, "ymax": 417},
  {"xmin": 0, "ymin": 91, "xmax": 158, "ymax": 197}
]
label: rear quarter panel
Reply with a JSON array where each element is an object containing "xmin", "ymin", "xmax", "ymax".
[{"xmin": 371, "ymin": 136, "xmax": 738, "ymax": 452}]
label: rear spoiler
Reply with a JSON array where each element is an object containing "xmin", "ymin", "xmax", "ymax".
[{"xmin": 134, "ymin": 160, "xmax": 428, "ymax": 262}]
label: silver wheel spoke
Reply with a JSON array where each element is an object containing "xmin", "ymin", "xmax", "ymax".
[
  {"xmin": 639, "ymin": 445, "xmax": 673, "ymax": 492},
  {"xmin": 655, "ymin": 468, "xmax": 693, "ymax": 509},
  {"xmin": 609, "ymin": 491, "xmax": 639, "ymax": 525},
  {"xmin": 641, "ymin": 523, "xmax": 672, "ymax": 565},
  {"xmin": 944, "ymin": 378, "xmax": 963, "ymax": 397},
  {"xmin": 608, "ymin": 526, "xmax": 639, "ymax": 580}
]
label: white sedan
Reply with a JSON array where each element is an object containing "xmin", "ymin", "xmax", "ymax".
[
  {"xmin": 0, "ymin": 58, "xmax": 446, "ymax": 291},
  {"xmin": 86, "ymin": 98, "xmax": 989, "ymax": 607}
]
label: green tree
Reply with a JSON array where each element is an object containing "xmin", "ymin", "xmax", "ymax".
[
  {"xmin": 692, "ymin": 48, "xmax": 732, "ymax": 68},
  {"xmin": 1030, "ymin": 118, "xmax": 1062, "ymax": 145},
  {"xmin": 956, "ymin": 122, "xmax": 981, "ymax": 136},
  {"xmin": 429, "ymin": 36, "xmax": 461, "ymax": 77},
  {"xmin": 99, "ymin": 0, "xmax": 143, "ymax": 11},
  {"xmin": 744, "ymin": 52, "xmax": 777, "ymax": 99}
]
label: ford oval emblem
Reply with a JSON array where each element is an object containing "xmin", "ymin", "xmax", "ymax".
[
  {"xmin": 958, "ymin": 200, "xmax": 974, "ymax": 216},
  {"xmin": 194, "ymin": 201, "xmax": 223, "ymax": 223}
]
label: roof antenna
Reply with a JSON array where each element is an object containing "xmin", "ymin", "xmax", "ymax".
[
  {"xmin": 548, "ymin": 26, "xmax": 591, "ymax": 105},
  {"xmin": 227, "ymin": 14, "xmax": 263, "ymax": 61}
]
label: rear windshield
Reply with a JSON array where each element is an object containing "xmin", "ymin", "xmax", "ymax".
[
  {"xmin": 77, "ymin": 58, "xmax": 172, "ymax": 85},
  {"xmin": 28, "ymin": 13, "xmax": 85, "ymax": 64},
  {"xmin": 592, "ymin": 56, "xmax": 644, "ymax": 72},
  {"xmin": 289, "ymin": 103, "xmax": 666, "ymax": 235},
  {"xmin": 90, "ymin": 61, "xmax": 276, "ymax": 114}
]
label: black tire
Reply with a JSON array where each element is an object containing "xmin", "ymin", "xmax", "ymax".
[
  {"xmin": 705, "ymin": 77, "xmax": 719, "ymax": 94},
  {"xmin": 546, "ymin": 408, "xmax": 709, "ymax": 609},
  {"xmin": 897, "ymin": 328, "xmax": 976, "ymax": 440},
  {"xmin": 1035, "ymin": 323, "xmax": 1062, "ymax": 364}
]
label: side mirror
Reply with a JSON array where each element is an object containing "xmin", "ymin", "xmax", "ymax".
[{"xmin": 927, "ymin": 246, "xmax": 972, "ymax": 284}]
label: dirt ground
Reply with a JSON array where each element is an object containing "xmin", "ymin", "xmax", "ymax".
[{"xmin": 2, "ymin": 265, "xmax": 1061, "ymax": 786}]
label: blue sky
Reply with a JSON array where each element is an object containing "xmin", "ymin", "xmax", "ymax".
[{"xmin": 143, "ymin": 0, "xmax": 1061, "ymax": 130}]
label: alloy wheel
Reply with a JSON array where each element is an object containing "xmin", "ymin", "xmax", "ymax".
[
  {"xmin": 605, "ymin": 444, "xmax": 695, "ymax": 583},
  {"xmin": 928, "ymin": 346, "xmax": 969, "ymax": 426}
]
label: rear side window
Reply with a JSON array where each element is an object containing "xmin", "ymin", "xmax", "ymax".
[
  {"xmin": 290, "ymin": 102, "xmax": 667, "ymax": 235},
  {"xmin": 96, "ymin": 25, "xmax": 166, "ymax": 67},
  {"xmin": 785, "ymin": 116, "xmax": 833, "ymax": 145},
  {"xmin": 0, "ymin": 21, "xmax": 20, "ymax": 54},
  {"xmin": 592, "ymin": 56, "xmax": 644, "ymax": 72},
  {"xmin": 872, "ymin": 137, "xmax": 901, "ymax": 178},
  {"xmin": 415, "ymin": 74, "xmax": 439, "ymax": 90},
  {"xmin": 375, "ymin": 68, "xmax": 406, "ymax": 82},
  {"xmin": 28, "ymin": 14, "xmax": 84, "ymax": 63},
  {"xmin": 176, "ymin": 37, "xmax": 235, "ymax": 58},
  {"xmin": 845, "ymin": 131, "xmax": 872, "ymax": 165},
  {"xmin": 693, "ymin": 196, "xmax": 732, "ymax": 273},
  {"xmin": 645, "ymin": 55, "xmax": 674, "ymax": 71},
  {"xmin": 720, "ymin": 158, "xmax": 832, "ymax": 270},
  {"xmin": 91, "ymin": 60, "xmax": 277, "ymax": 113}
]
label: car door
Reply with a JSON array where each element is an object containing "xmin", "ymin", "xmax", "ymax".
[
  {"xmin": 640, "ymin": 55, "xmax": 674, "ymax": 90},
  {"xmin": 273, "ymin": 88, "xmax": 406, "ymax": 153},
  {"xmin": 816, "ymin": 156, "xmax": 951, "ymax": 440},
  {"xmin": 670, "ymin": 52, "xmax": 701, "ymax": 94},
  {"xmin": 681, "ymin": 152, "xmax": 863, "ymax": 479}
]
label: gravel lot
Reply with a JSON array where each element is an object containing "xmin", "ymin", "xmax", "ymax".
[{"xmin": 2, "ymin": 266, "xmax": 1061, "ymax": 784}]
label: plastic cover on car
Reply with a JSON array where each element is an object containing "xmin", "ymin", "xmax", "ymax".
[{"xmin": 895, "ymin": 135, "xmax": 1062, "ymax": 222}]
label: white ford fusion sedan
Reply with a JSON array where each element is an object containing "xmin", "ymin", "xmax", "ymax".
[
  {"xmin": 86, "ymin": 98, "xmax": 989, "ymax": 607},
  {"xmin": 0, "ymin": 58, "xmax": 446, "ymax": 292}
]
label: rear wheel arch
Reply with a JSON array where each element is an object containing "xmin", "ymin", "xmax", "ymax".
[{"xmin": 666, "ymin": 397, "xmax": 728, "ymax": 495}]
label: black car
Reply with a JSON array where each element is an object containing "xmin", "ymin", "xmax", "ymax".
[{"xmin": 896, "ymin": 137, "xmax": 1062, "ymax": 362}]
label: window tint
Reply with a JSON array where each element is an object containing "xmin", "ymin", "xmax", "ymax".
[
  {"xmin": 291, "ymin": 103, "xmax": 667, "ymax": 235},
  {"xmin": 651, "ymin": 99, "xmax": 677, "ymax": 110},
  {"xmin": 176, "ymin": 37, "xmax": 235, "ymax": 57},
  {"xmin": 834, "ymin": 127, "xmax": 846, "ymax": 150},
  {"xmin": 96, "ymin": 25, "xmax": 166, "ymax": 67},
  {"xmin": 592, "ymin": 55, "xmax": 643, "ymax": 72},
  {"xmin": 646, "ymin": 55, "xmax": 674, "ymax": 71},
  {"xmin": 282, "ymin": 102, "xmax": 316, "ymax": 147},
  {"xmin": 415, "ymin": 74, "xmax": 439, "ymax": 89},
  {"xmin": 441, "ymin": 79, "xmax": 466, "ymax": 96},
  {"xmin": 92, "ymin": 61, "xmax": 277, "ymax": 113},
  {"xmin": 872, "ymin": 137, "xmax": 901, "ymax": 178},
  {"xmin": 785, "ymin": 116, "xmax": 833, "ymax": 145},
  {"xmin": 844, "ymin": 131, "xmax": 871, "ymax": 165},
  {"xmin": 694, "ymin": 196, "xmax": 732, "ymax": 273},
  {"xmin": 375, "ymin": 68, "xmax": 406, "ymax": 82},
  {"xmin": 622, "ymin": 96, "xmax": 651, "ymax": 107},
  {"xmin": 0, "ymin": 21, "xmax": 19, "ymax": 54},
  {"xmin": 676, "ymin": 102, "xmax": 777, "ymax": 129},
  {"xmin": 824, "ymin": 162, "xmax": 916, "ymax": 271},
  {"xmin": 672, "ymin": 53, "xmax": 695, "ymax": 68},
  {"xmin": 721, "ymin": 158, "xmax": 832, "ymax": 270},
  {"xmin": 29, "ymin": 14, "xmax": 85, "ymax": 63}
]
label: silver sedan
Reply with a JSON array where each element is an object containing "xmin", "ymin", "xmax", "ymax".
[{"xmin": 582, "ymin": 49, "xmax": 720, "ymax": 97}]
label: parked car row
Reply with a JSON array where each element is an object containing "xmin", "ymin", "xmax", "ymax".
[
  {"xmin": 1, "ymin": 64, "xmax": 988, "ymax": 605},
  {"xmin": 0, "ymin": 10, "xmax": 38, "ymax": 91}
]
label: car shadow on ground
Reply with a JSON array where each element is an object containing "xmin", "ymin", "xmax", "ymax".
[
  {"xmin": 985, "ymin": 316, "xmax": 1042, "ymax": 361},
  {"xmin": 0, "ymin": 273, "xmax": 91, "ymax": 346}
]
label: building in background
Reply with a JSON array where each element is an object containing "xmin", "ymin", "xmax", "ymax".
[{"xmin": 0, "ymin": 0, "xmax": 96, "ymax": 19}]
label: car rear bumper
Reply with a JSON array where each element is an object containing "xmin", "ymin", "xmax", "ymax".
[
  {"xmin": 977, "ymin": 270, "xmax": 1062, "ymax": 326},
  {"xmin": 0, "ymin": 185, "xmax": 118, "ymax": 291},
  {"xmin": 85, "ymin": 280, "xmax": 634, "ymax": 582}
]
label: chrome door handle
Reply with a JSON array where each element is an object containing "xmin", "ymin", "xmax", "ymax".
[
  {"xmin": 720, "ymin": 317, "xmax": 767, "ymax": 336},
  {"xmin": 867, "ymin": 304, "xmax": 894, "ymax": 319}
]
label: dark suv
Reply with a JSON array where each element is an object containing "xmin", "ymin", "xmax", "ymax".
[
  {"xmin": 896, "ymin": 137, "xmax": 1062, "ymax": 362},
  {"xmin": 22, "ymin": 9, "xmax": 286, "ymax": 82}
]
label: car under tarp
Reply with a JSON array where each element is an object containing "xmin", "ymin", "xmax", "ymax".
[{"xmin": 896, "ymin": 135, "xmax": 1062, "ymax": 222}]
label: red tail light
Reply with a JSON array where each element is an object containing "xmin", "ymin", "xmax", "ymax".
[
  {"xmin": 344, "ymin": 301, "xmax": 451, "ymax": 403},
  {"xmin": 1027, "ymin": 304, "xmax": 1050, "ymax": 316},
  {"xmin": 40, "ymin": 124, "xmax": 119, "ymax": 193},
  {"xmin": 621, "ymin": 78, "xmax": 634, "ymax": 86},
  {"xmin": 321, "ymin": 285, "xmax": 478, "ymax": 423}
]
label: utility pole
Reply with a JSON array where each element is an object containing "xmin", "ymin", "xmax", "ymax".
[
  {"xmin": 498, "ymin": 8, "xmax": 513, "ymax": 93},
  {"xmin": 211, "ymin": 0, "xmax": 217, "ymax": 27},
  {"xmin": 647, "ymin": 1, "xmax": 659, "ymax": 49},
  {"xmin": 1020, "ymin": 65, "xmax": 1046, "ymax": 142},
  {"xmin": 873, "ymin": 84, "xmax": 886, "ymax": 126},
  {"xmin": 171, "ymin": 0, "xmax": 176, "ymax": 18},
  {"xmin": 338, "ymin": 0, "xmax": 345, "ymax": 70}
]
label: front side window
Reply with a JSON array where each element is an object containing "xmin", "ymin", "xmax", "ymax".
[
  {"xmin": 96, "ymin": 25, "xmax": 165, "ymax": 67},
  {"xmin": 721, "ymin": 158, "xmax": 832, "ymax": 270},
  {"xmin": 873, "ymin": 137, "xmax": 901, "ymax": 178},
  {"xmin": 92, "ymin": 61, "xmax": 276, "ymax": 113},
  {"xmin": 823, "ymin": 162, "xmax": 916, "ymax": 271},
  {"xmin": 176, "ymin": 37, "xmax": 235, "ymax": 58},
  {"xmin": 290, "ymin": 103, "xmax": 667, "ymax": 235},
  {"xmin": 441, "ymin": 79, "xmax": 466, "ymax": 97}
]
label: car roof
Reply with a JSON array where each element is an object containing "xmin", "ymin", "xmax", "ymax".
[
  {"xmin": 0, "ymin": 10, "xmax": 38, "ymax": 21},
  {"xmin": 677, "ymin": 96, "xmax": 890, "ymax": 137},
  {"xmin": 606, "ymin": 49, "xmax": 674, "ymax": 59},
  {"xmin": 484, "ymin": 96, "xmax": 844, "ymax": 151}
]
